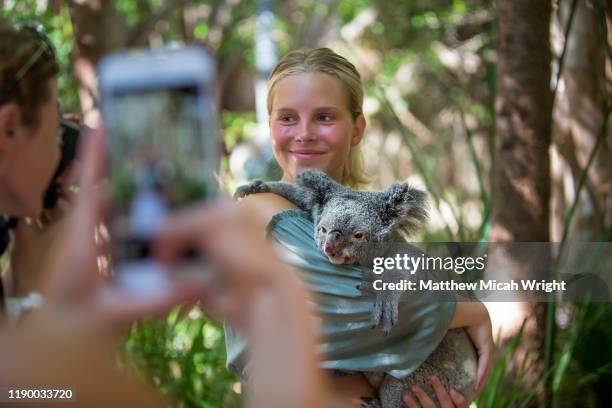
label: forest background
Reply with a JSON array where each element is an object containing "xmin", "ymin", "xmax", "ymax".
[{"xmin": 2, "ymin": 0, "xmax": 611, "ymax": 407}]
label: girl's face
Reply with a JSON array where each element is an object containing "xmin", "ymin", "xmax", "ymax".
[
  {"xmin": 0, "ymin": 80, "xmax": 60, "ymax": 217},
  {"xmin": 269, "ymin": 72, "xmax": 365, "ymax": 183}
]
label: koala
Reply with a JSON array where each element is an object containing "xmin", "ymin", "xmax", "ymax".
[{"xmin": 234, "ymin": 169, "xmax": 477, "ymax": 408}]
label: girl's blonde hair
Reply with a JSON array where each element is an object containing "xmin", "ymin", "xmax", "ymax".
[{"xmin": 267, "ymin": 48, "xmax": 370, "ymax": 188}]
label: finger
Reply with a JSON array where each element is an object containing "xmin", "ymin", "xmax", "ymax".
[
  {"xmin": 153, "ymin": 198, "xmax": 235, "ymax": 265},
  {"xmin": 12, "ymin": 217, "xmax": 39, "ymax": 241},
  {"xmin": 153, "ymin": 199, "xmax": 296, "ymax": 327},
  {"xmin": 403, "ymin": 394, "xmax": 419, "ymax": 408},
  {"xmin": 430, "ymin": 376, "xmax": 453, "ymax": 407},
  {"xmin": 75, "ymin": 126, "xmax": 106, "ymax": 190},
  {"xmin": 475, "ymin": 345, "xmax": 493, "ymax": 394},
  {"xmin": 449, "ymin": 390, "xmax": 467, "ymax": 408},
  {"xmin": 100, "ymin": 276, "xmax": 210, "ymax": 328},
  {"xmin": 69, "ymin": 128, "xmax": 106, "ymax": 240},
  {"xmin": 153, "ymin": 205, "xmax": 212, "ymax": 265},
  {"xmin": 473, "ymin": 328, "xmax": 494, "ymax": 394},
  {"xmin": 43, "ymin": 130, "xmax": 107, "ymax": 300},
  {"xmin": 58, "ymin": 161, "xmax": 81, "ymax": 199},
  {"xmin": 411, "ymin": 386, "xmax": 436, "ymax": 408},
  {"xmin": 154, "ymin": 198, "xmax": 278, "ymax": 285}
]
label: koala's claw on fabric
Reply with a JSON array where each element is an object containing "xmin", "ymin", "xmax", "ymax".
[
  {"xmin": 233, "ymin": 180, "xmax": 270, "ymax": 200},
  {"xmin": 372, "ymin": 294, "xmax": 399, "ymax": 334}
]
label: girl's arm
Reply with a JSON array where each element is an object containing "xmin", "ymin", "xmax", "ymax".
[{"xmin": 235, "ymin": 191, "xmax": 298, "ymax": 231}]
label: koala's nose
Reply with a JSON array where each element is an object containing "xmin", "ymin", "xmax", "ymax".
[{"xmin": 327, "ymin": 230, "xmax": 341, "ymax": 243}]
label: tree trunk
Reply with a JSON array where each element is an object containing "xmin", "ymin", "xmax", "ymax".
[
  {"xmin": 488, "ymin": 0, "xmax": 552, "ymax": 403},
  {"xmin": 68, "ymin": 0, "xmax": 127, "ymax": 126},
  {"xmin": 552, "ymin": 0, "xmax": 611, "ymax": 241}
]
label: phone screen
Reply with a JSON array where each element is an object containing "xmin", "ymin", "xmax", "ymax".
[{"xmin": 106, "ymin": 85, "xmax": 216, "ymax": 264}]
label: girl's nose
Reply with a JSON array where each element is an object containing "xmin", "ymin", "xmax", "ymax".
[{"xmin": 295, "ymin": 120, "xmax": 316, "ymax": 143}]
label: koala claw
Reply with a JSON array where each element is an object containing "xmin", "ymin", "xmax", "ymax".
[
  {"xmin": 358, "ymin": 281, "xmax": 376, "ymax": 293},
  {"xmin": 371, "ymin": 294, "xmax": 399, "ymax": 335},
  {"xmin": 233, "ymin": 180, "xmax": 269, "ymax": 200}
]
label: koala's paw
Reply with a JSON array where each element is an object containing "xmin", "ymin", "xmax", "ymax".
[
  {"xmin": 371, "ymin": 292, "xmax": 400, "ymax": 335},
  {"xmin": 359, "ymin": 396, "xmax": 383, "ymax": 408},
  {"xmin": 233, "ymin": 180, "xmax": 270, "ymax": 200},
  {"xmin": 358, "ymin": 280, "xmax": 376, "ymax": 293}
]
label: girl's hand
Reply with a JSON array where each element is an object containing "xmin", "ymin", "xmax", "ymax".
[
  {"xmin": 450, "ymin": 301, "xmax": 495, "ymax": 395},
  {"xmin": 41, "ymin": 128, "xmax": 206, "ymax": 333},
  {"xmin": 466, "ymin": 306, "xmax": 494, "ymax": 394},
  {"xmin": 403, "ymin": 376, "xmax": 467, "ymax": 408},
  {"xmin": 153, "ymin": 199, "xmax": 303, "ymax": 329}
]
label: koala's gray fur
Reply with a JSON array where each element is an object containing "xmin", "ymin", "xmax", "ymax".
[{"xmin": 234, "ymin": 170, "xmax": 477, "ymax": 408}]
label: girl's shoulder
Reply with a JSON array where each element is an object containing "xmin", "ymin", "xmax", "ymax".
[{"xmin": 235, "ymin": 193, "xmax": 297, "ymax": 232}]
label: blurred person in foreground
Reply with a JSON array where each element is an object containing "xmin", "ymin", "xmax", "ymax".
[
  {"xmin": 0, "ymin": 19, "xmax": 332, "ymax": 407},
  {"xmin": 0, "ymin": 130, "xmax": 331, "ymax": 407}
]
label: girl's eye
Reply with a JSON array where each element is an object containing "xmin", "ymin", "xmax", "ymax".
[
  {"xmin": 318, "ymin": 114, "xmax": 334, "ymax": 122},
  {"xmin": 354, "ymin": 232, "xmax": 364, "ymax": 239},
  {"xmin": 278, "ymin": 115, "xmax": 296, "ymax": 123}
]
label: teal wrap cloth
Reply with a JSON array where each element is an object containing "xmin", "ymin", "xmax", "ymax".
[{"xmin": 224, "ymin": 209, "xmax": 456, "ymax": 379}]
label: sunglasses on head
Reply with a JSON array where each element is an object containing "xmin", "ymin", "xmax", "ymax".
[{"xmin": 0, "ymin": 23, "xmax": 56, "ymax": 106}]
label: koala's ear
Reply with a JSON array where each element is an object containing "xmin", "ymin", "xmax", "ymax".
[
  {"xmin": 294, "ymin": 169, "xmax": 341, "ymax": 205},
  {"xmin": 381, "ymin": 183, "xmax": 428, "ymax": 236}
]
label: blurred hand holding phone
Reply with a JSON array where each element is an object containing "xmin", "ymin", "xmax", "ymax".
[{"xmin": 98, "ymin": 46, "xmax": 219, "ymax": 295}]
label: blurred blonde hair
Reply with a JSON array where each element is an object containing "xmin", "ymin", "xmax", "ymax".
[{"xmin": 267, "ymin": 48, "xmax": 370, "ymax": 188}]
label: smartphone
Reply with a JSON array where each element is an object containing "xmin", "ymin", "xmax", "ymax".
[{"xmin": 98, "ymin": 46, "xmax": 219, "ymax": 294}]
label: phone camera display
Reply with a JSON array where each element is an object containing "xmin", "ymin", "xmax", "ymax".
[{"xmin": 107, "ymin": 86, "xmax": 215, "ymax": 261}]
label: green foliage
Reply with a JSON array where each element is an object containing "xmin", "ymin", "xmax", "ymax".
[
  {"xmin": 476, "ymin": 303, "xmax": 612, "ymax": 408},
  {"xmin": 116, "ymin": 0, "xmax": 142, "ymax": 26},
  {"xmin": 221, "ymin": 110, "xmax": 257, "ymax": 152},
  {"xmin": 122, "ymin": 307, "xmax": 242, "ymax": 408},
  {"xmin": 111, "ymin": 169, "xmax": 136, "ymax": 208}
]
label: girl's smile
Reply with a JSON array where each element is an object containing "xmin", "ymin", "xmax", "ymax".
[{"xmin": 290, "ymin": 149, "xmax": 326, "ymax": 161}]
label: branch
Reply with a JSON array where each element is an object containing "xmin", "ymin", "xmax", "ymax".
[
  {"xmin": 127, "ymin": 0, "xmax": 192, "ymax": 47},
  {"xmin": 205, "ymin": 0, "xmax": 242, "ymax": 51},
  {"xmin": 294, "ymin": 0, "xmax": 339, "ymax": 48}
]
